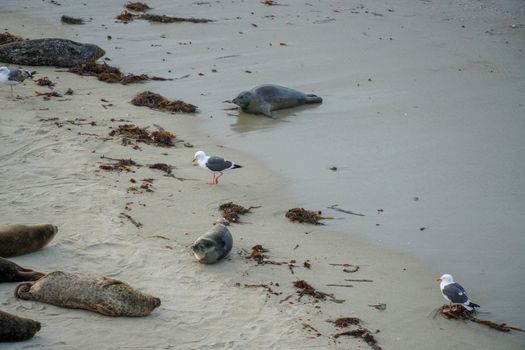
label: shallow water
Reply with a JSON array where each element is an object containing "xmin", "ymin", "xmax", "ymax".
[{"xmin": 3, "ymin": 0, "xmax": 525, "ymax": 335}]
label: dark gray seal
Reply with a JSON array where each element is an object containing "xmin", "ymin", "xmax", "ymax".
[
  {"xmin": 0, "ymin": 257, "xmax": 44, "ymax": 283},
  {"xmin": 0, "ymin": 38, "xmax": 105, "ymax": 67},
  {"xmin": 16, "ymin": 271, "xmax": 161, "ymax": 317},
  {"xmin": 191, "ymin": 224, "xmax": 233, "ymax": 264},
  {"xmin": 0, "ymin": 224, "xmax": 58, "ymax": 258},
  {"xmin": 231, "ymin": 84, "xmax": 322, "ymax": 117},
  {"xmin": 0, "ymin": 309, "xmax": 41, "ymax": 342}
]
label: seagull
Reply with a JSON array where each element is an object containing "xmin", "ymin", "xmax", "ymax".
[
  {"xmin": 0, "ymin": 66, "xmax": 33, "ymax": 97},
  {"xmin": 437, "ymin": 274, "xmax": 480, "ymax": 311},
  {"xmin": 192, "ymin": 150, "xmax": 242, "ymax": 184}
]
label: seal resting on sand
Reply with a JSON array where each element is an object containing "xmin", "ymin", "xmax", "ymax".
[
  {"xmin": 0, "ymin": 257, "xmax": 44, "ymax": 283},
  {"xmin": 191, "ymin": 224, "xmax": 233, "ymax": 264},
  {"xmin": 0, "ymin": 38, "xmax": 105, "ymax": 67},
  {"xmin": 231, "ymin": 84, "xmax": 322, "ymax": 117},
  {"xmin": 0, "ymin": 224, "xmax": 58, "ymax": 258},
  {"xmin": 15, "ymin": 271, "xmax": 161, "ymax": 317},
  {"xmin": 0, "ymin": 309, "xmax": 41, "ymax": 342}
]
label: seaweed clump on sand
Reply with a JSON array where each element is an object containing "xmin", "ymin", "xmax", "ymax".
[
  {"xmin": 438, "ymin": 305, "xmax": 525, "ymax": 333},
  {"xmin": 116, "ymin": 10, "xmax": 137, "ymax": 22},
  {"xmin": 140, "ymin": 14, "xmax": 212, "ymax": 23},
  {"xmin": 333, "ymin": 328, "xmax": 382, "ymax": 350},
  {"xmin": 293, "ymin": 280, "xmax": 343, "ymax": 303},
  {"xmin": 328, "ymin": 317, "xmax": 362, "ymax": 328},
  {"xmin": 247, "ymin": 244, "xmax": 270, "ymax": 264},
  {"xmin": 218, "ymin": 202, "xmax": 259, "ymax": 223},
  {"xmin": 109, "ymin": 124, "xmax": 176, "ymax": 147},
  {"xmin": 68, "ymin": 62, "xmax": 171, "ymax": 85},
  {"xmin": 0, "ymin": 32, "xmax": 24, "ymax": 45},
  {"xmin": 61, "ymin": 15, "xmax": 84, "ymax": 24},
  {"xmin": 35, "ymin": 76, "xmax": 55, "ymax": 87},
  {"xmin": 285, "ymin": 208, "xmax": 326, "ymax": 225},
  {"xmin": 125, "ymin": 2, "xmax": 151, "ymax": 12},
  {"xmin": 131, "ymin": 91, "xmax": 197, "ymax": 113},
  {"xmin": 148, "ymin": 163, "xmax": 173, "ymax": 175},
  {"xmin": 99, "ymin": 157, "xmax": 140, "ymax": 172}
]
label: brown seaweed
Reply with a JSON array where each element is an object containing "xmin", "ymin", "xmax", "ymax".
[
  {"xmin": 116, "ymin": 10, "xmax": 137, "ymax": 22},
  {"xmin": 126, "ymin": 2, "xmax": 151, "ymax": 11},
  {"xmin": 68, "ymin": 62, "xmax": 171, "ymax": 85},
  {"xmin": 439, "ymin": 305, "xmax": 525, "ymax": 333},
  {"xmin": 0, "ymin": 32, "xmax": 24, "ymax": 45},
  {"xmin": 35, "ymin": 76, "xmax": 55, "ymax": 87},
  {"xmin": 61, "ymin": 15, "xmax": 84, "ymax": 24},
  {"xmin": 334, "ymin": 328, "xmax": 382, "ymax": 350},
  {"xmin": 285, "ymin": 208, "xmax": 326, "ymax": 225},
  {"xmin": 131, "ymin": 91, "xmax": 197, "ymax": 113},
  {"xmin": 109, "ymin": 124, "xmax": 176, "ymax": 147},
  {"xmin": 328, "ymin": 317, "xmax": 362, "ymax": 328},
  {"xmin": 148, "ymin": 163, "xmax": 173, "ymax": 175},
  {"xmin": 293, "ymin": 280, "xmax": 343, "ymax": 303},
  {"xmin": 140, "ymin": 13, "xmax": 212, "ymax": 23},
  {"xmin": 218, "ymin": 202, "xmax": 260, "ymax": 223},
  {"xmin": 98, "ymin": 156, "xmax": 140, "ymax": 172}
]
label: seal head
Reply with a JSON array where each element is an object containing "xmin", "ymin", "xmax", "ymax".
[{"xmin": 232, "ymin": 91, "xmax": 252, "ymax": 110}]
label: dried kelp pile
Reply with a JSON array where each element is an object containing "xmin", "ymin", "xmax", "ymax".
[
  {"xmin": 148, "ymin": 163, "xmax": 173, "ymax": 175},
  {"xmin": 125, "ymin": 2, "xmax": 151, "ymax": 12},
  {"xmin": 333, "ymin": 328, "xmax": 382, "ymax": 350},
  {"xmin": 68, "ymin": 62, "xmax": 171, "ymax": 85},
  {"xmin": 131, "ymin": 91, "xmax": 197, "ymax": 113},
  {"xmin": 36, "ymin": 76, "xmax": 55, "ymax": 87},
  {"xmin": 438, "ymin": 305, "xmax": 525, "ymax": 333},
  {"xmin": 293, "ymin": 280, "xmax": 344, "ymax": 303},
  {"xmin": 247, "ymin": 244, "xmax": 270, "ymax": 264},
  {"xmin": 109, "ymin": 124, "xmax": 176, "ymax": 147},
  {"xmin": 286, "ymin": 208, "xmax": 326, "ymax": 225},
  {"xmin": 328, "ymin": 317, "xmax": 362, "ymax": 328},
  {"xmin": 99, "ymin": 157, "xmax": 141, "ymax": 172},
  {"xmin": 61, "ymin": 15, "xmax": 84, "ymax": 24},
  {"xmin": 218, "ymin": 202, "xmax": 259, "ymax": 223},
  {"xmin": 0, "ymin": 32, "xmax": 24, "ymax": 45},
  {"xmin": 140, "ymin": 14, "xmax": 212, "ymax": 23}
]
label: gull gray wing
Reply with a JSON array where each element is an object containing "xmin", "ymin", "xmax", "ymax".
[
  {"xmin": 443, "ymin": 283, "xmax": 469, "ymax": 304},
  {"xmin": 206, "ymin": 156, "xmax": 232, "ymax": 172}
]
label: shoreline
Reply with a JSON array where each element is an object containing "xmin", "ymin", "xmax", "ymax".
[{"xmin": 1, "ymin": 1, "xmax": 524, "ymax": 349}]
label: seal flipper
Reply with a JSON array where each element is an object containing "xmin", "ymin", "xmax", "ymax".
[
  {"xmin": 305, "ymin": 94, "xmax": 322, "ymax": 104},
  {"xmin": 261, "ymin": 103, "xmax": 273, "ymax": 117},
  {"xmin": 14, "ymin": 283, "xmax": 34, "ymax": 300},
  {"xmin": 96, "ymin": 304, "xmax": 116, "ymax": 316},
  {"xmin": 16, "ymin": 270, "xmax": 45, "ymax": 281}
]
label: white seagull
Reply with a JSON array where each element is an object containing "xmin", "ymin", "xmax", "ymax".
[
  {"xmin": 437, "ymin": 274, "xmax": 480, "ymax": 311},
  {"xmin": 0, "ymin": 66, "xmax": 33, "ymax": 97},
  {"xmin": 192, "ymin": 150, "xmax": 242, "ymax": 184}
]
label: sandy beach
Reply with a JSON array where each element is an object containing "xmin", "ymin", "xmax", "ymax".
[{"xmin": 1, "ymin": 0, "xmax": 524, "ymax": 349}]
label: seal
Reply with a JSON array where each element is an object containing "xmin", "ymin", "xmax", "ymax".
[
  {"xmin": 0, "ymin": 38, "xmax": 105, "ymax": 67},
  {"xmin": 0, "ymin": 309, "xmax": 41, "ymax": 342},
  {"xmin": 231, "ymin": 84, "xmax": 322, "ymax": 117},
  {"xmin": 0, "ymin": 224, "xmax": 58, "ymax": 258},
  {"xmin": 0, "ymin": 257, "xmax": 44, "ymax": 283},
  {"xmin": 15, "ymin": 271, "xmax": 161, "ymax": 317},
  {"xmin": 191, "ymin": 224, "xmax": 233, "ymax": 264}
]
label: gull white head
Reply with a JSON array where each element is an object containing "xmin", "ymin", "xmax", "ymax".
[
  {"xmin": 192, "ymin": 150, "xmax": 207, "ymax": 164},
  {"xmin": 436, "ymin": 274, "xmax": 454, "ymax": 285}
]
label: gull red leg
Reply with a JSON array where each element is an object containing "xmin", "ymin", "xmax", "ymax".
[{"xmin": 215, "ymin": 171, "xmax": 224, "ymax": 184}]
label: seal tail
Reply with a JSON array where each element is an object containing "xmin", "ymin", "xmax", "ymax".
[
  {"xmin": 15, "ymin": 282, "xmax": 34, "ymax": 300},
  {"xmin": 305, "ymin": 94, "xmax": 322, "ymax": 104}
]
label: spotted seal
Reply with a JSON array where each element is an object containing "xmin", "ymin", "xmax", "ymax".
[
  {"xmin": 231, "ymin": 84, "xmax": 322, "ymax": 117},
  {"xmin": 0, "ymin": 38, "xmax": 105, "ymax": 67},
  {"xmin": 0, "ymin": 257, "xmax": 44, "ymax": 283},
  {"xmin": 0, "ymin": 309, "xmax": 41, "ymax": 342},
  {"xmin": 15, "ymin": 271, "xmax": 161, "ymax": 317},
  {"xmin": 0, "ymin": 224, "xmax": 58, "ymax": 258},
  {"xmin": 191, "ymin": 224, "xmax": 233, "ymax": 264}
]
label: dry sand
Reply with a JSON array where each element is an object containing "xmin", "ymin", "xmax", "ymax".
[{"xmin": 0, "ymin": 0, "xmax": 524, "ymax": 349}]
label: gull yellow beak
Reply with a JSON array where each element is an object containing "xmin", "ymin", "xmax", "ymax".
[
  {"xmin": 192, "ymin": 157, "xmax": 196, "ymax": 164},
  {"xmin": 436, "ymin": 277, "xmax": 442, "ymax": 282}
]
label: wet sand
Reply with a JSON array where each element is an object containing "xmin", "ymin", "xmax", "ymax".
[{"xmin": 0, "ymin": 0, "xmax": 524, "ymax": 349}]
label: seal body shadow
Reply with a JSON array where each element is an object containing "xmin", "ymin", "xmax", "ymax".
[
  {"xmin": 0, "ymin": 309, "xmax": 41, "ymax": 342},
  {"xmin": 0, "ymin": 38, "xmax": 105, "ymax": 67},
  {"xmin": 191, "ymin": 224, "xmax": 233, "ymax": 264},
  {"xmin": 0, "ymin": 224, "xmax": 58, "ymax": 258},
  {"xmin": 0, "ymin": 257, "xmax": 44, "ymax": 283},
  {"xmin": 15, "ymin": 271, "xmax": 161, "ymax": 317},
  {"xmin": 232, "ymin": 84, "xmax": 322, "ymax": 117}
]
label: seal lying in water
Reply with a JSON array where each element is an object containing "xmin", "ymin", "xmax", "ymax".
[
  {"xmin": 16, "ymin": 271, "xmax": 161, "ymax": 317},
  {"xmin": 0, "ymin": 309, "xmax": 41, "ymax": 342},
  {"xmin": 0, "ymin": 224, "xmax": 58, "ymax": 258},
  {"xmin": 0, "ymin": 257, "xmax": 44, "ymax": 283},
  {"xmin": 191, "ymin": 224, "xmax": 233, "ymax": 264},
  {"xmin": 231, "ymin": 84, "xmax": 322, "ymax": 117},
  {"xmin": 0, "ymin": 38, "xmax": 105, "ymax": 67}
]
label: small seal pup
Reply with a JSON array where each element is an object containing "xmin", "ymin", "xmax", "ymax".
[
  {"xmin": 0, "ymin": 38, "xmax": 105, "ymax": 67},
  {"xmin": 0, "ymin": 224, "xmax": 58, "ymax": 258},
  {"xmin": 0, "ymin": 257, "xmax": 44, "ymax": 283},
  {"xmin": 16, "ymin": 271, "xmax": 161, "ymax": 317},
  {"xmin": 0, "ymin": 309, "xmax": 41, "ymax": 342},
  {"xmin": 191, "ymin": 223, "xmax": 233, "ymax": 264},
  {"xmin": 231, "ymin": 84, "xmax": 322, "ymax": 117}
]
